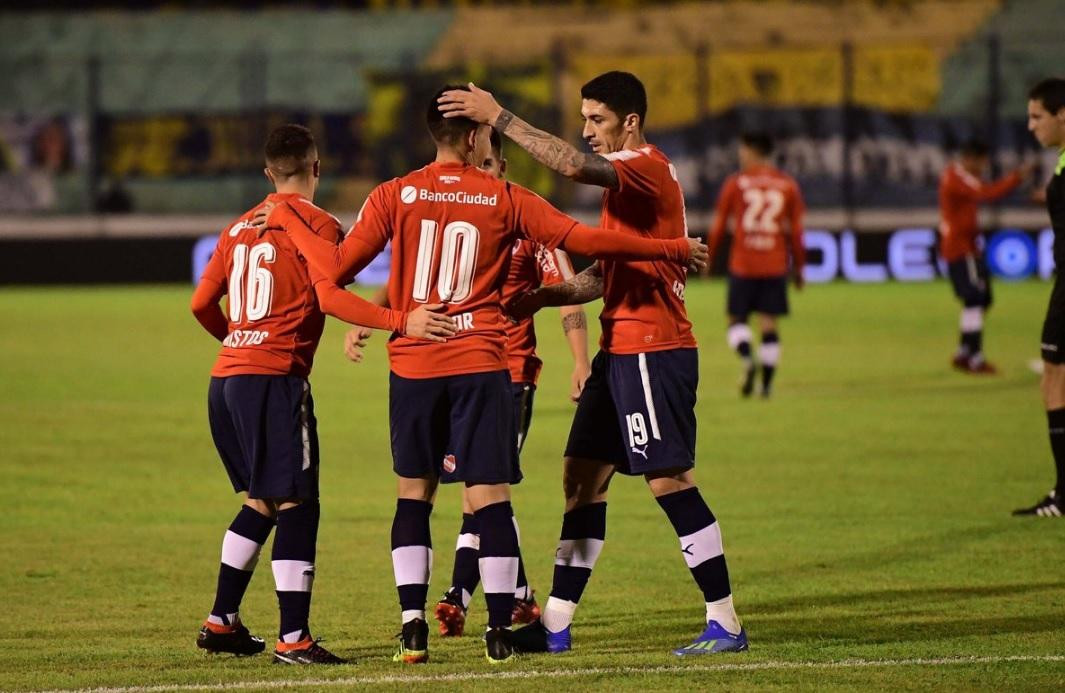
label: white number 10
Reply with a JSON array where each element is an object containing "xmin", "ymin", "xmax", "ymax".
[{"xmin": 412, "ymin": 219, "xmax": 480, "ymax": 304}]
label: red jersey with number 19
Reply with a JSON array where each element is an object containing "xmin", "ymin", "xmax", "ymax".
[
  {"xmin": 598, "ymin": 145, "xmax": 696, "ymax": 354},
  {"xmin": 197, "ymin": 193, "xmax": 342, "ymax": 378}
]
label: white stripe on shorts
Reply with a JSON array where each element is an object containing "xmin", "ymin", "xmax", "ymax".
[
  {"xmin": 300, "ymin": 381, "xmax": 311, "ymax": 471},
  {"xmin": 637, "ymin": 353, "xmax": 662, "ymax": 440}
]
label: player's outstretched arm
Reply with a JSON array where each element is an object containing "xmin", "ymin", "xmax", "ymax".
[
  {"xmin": 438, "ymin": 83, "xmax": 619, "ymax": 189},
  {"xmin": 561, "ymin": 223, "xmax": 707, "ymax": 268},
  {"xmin": 314, "ymin": 281, "xmax": 457, "ymax": 342},
  {"xmin": 255, "ymin": 201, "xmax": 379, "ymax": 284},
  {"xmin": 508, "ymin": 265, "xmax": 604, "ymax": 321}
]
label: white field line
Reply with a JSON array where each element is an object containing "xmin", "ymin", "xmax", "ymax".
[{"xmin": 27, "ymin": 654, "xmax": 1065, "ymax": 693}]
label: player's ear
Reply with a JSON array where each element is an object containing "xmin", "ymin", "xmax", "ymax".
[
  {"xmin": 624, "ymin": 113, "xmax": 640, "ymax": 132},
  {"xmin": 499, "ymin": 158, "xmax": 508, "ymax": 176},
  {"xmin": 263, "ymin": 167, "xmax": 274, "ymax": 185},
  {"xmin": 466, "ymin": 128, "xmax": 477, "ymax": 152},
  {"xmin": 312, "ymin": 159, "xmax": 320, "ymax": 179}
]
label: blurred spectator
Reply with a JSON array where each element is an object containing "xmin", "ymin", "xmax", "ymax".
[{"xmin": 31, "ymin": 117, "xmax": 73, "ymax": 174}]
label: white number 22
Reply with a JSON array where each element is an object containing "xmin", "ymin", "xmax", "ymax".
[
  {"xmin": 412, "ymin": 219, "xmax": 480, "ymax": 304},
  {"xmin": 228, "ymin": 242, "xmax": 275, "ymax": 323},
  {"xmin": 741, "ymin": 188, "xmax": 786, "ymax": 234}
]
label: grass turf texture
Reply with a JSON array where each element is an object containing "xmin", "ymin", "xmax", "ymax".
[{"xmin": 1, "ymin": 279, "xmax": 1063, "ymax": 692}]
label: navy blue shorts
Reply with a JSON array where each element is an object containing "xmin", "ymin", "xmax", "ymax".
[
  {"xmin": 513, "ymin": 382, "xmax": 536, "ymax": 455},
  {"xmin": 390, "ymin": 369, "xmax": 520, "ymax": 485},
  {"xmin": 728, "ymin": 275, "xmax": 789, "ymax": 320},
  {"xmin": 564, "ymin": 349, "xmax": 697, "ymax": 476},
  {"xmin": 947, "ymin": 256, "xmax": 993, "ymax": 309},
  {"xmin": 208, "ymin": 375, "xmax": 319, "ymax": 500}
]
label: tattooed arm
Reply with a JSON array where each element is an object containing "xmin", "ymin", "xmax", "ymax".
[
  {"xmin": 507, "ymin": 265, "xmax": 604, "ymax": 322},
  {"xmin": 438, "ymin": 83, "xmax": 619, "ymax": 189},
  {"xmin": 560, "ymin": 305, "xmax": 591, "ymax": 402}
]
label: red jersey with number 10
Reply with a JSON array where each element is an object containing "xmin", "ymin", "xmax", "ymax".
[
  {"xmin": 598, "ymin": 145, "xmax": 696, "ymax": 354},
  {"xmin": 198, "ymin": 192, "xmax": 342, "ymax": 378},
  {"xmin": 708, "ymin": 165, "xmax": 805, "ymax": 278},
  {"xmin": 345, "ymin": 161, "xmax": 579, "ymax": 379}
]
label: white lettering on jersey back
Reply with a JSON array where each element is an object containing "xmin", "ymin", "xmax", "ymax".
[
  {"xmin": 414, "ymin": 189, "xmax": 498, "ymax": 206},
  {"xmin": 228, "ymin": 220, "xmax": 254, "ymax": 237}
]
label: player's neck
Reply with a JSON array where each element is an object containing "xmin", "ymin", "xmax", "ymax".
[
  {"xmin": 434, "ymin": 147, "xmax": 468, "ymax": 166},
  {"xmin": 618, "ymin": 130, "xmax": 647, "ymax": 151},
  {"xmin": 272, "ymin": 183, "xmax": 314, "ymax": 201}
]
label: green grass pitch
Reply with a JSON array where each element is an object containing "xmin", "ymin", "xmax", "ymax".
[{"xmin": 1, "ymin": 279, "xmax": 1063, "ymax": 691}]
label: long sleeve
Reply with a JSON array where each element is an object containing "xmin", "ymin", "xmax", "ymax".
[
  {"xmin": 707, "ymin": 178, "xmax": 736, "ymax": 265},
  {"xmin": 276, "ymin": 188, "xmax": 391, "ymax": 285},
  {"xmin": 558, "ymin": 223, "xmax": 689, "ymax": 262},
  {"xmin": 943, "ymin": 169, "xmax": 1022, "ymax": 203},
  {"xmin": 312, "ymin": 277, "xmax": 406, "ymax": 332},
  {"xmin": 190, "ymin": 241, "xmax": 229, "ymax": 341}
]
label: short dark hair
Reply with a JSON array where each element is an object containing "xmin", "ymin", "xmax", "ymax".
[
  {"xmin": 264, "ymin": 124, "xmax": 316, "ymax": 178},
  {"xmin": 581, "ymin": 71, "xmax": 648, "ymax": 127},
  {"xmin": 740, "ymin": 131, "xmax": 773, "ymax": 156},
  {"xmin": 1029, "ymin": 78, "xmax": 1065, "ymax": 114},
  {"xmin": 428, "ymin": 84, "xmax": 479, "ymax": 146},
  {"xmin": 959, "ymin": 137, "xmax": 989, "ymax": 157},
  {"xmin": 489, "ymin": 128, "xmax": 502, "ymax": 156}
]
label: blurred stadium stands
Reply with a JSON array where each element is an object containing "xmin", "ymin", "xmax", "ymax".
[{"xmin": 0, "ymin": 0, "xmax": 1057, "ymax": 282}]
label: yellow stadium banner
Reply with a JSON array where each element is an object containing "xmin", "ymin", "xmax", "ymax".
[
  {"xmin": 852, "ymin": 45, "xmax": 941, "ymax": 112},
  {"xmin": 567, "ymin": 43, "xmax": 940, "ymax": 127}
]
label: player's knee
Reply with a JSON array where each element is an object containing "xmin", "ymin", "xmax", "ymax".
[
  {"xmin": 244, "ymin": 497, "xmax": 278, "ymax": 518},
  {"xmin": 1041, "ymin": 363, "xmax": 1065, "ymax": 406},
  {"xmin": 645, "ymin": 468, "xmax": 695, "ymax": 497},
  {"xmin": 562, "ymin": 457, "xmax": 610, "ymax": 507}
]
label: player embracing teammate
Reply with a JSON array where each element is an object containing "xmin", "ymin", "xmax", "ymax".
[
  {"xmin": 440, "ymin": 71, "xmax": 748, "ymax": 655},
  {"xmin": 263, "ymin": 85, "xmax": 706, "ymax": 664}
]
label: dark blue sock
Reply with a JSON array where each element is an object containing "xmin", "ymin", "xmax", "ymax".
[
  {"xmin": 475, "ymin": 501, "xmax": 520, "ymax": 628},
  {"xmin": 272, "ymin": 501, "xmax": 320, "ymax": 643},
  {"xmin": 210, "ymin": 505, "xmax": 274, "ymax": 625},
  {"xmin": 549, "ymin": 502, "xmax": 607, "ymax": 604},
  {"xmin": 656, "ymin": 488, "xmax": 731, "ymax": 602},
  {"xmin": 391, "ymin": 499, "xmax": 433, "ymax": 618}
]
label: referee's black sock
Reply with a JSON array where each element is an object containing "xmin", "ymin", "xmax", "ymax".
[{"xmin": 1047, "ymin": 408, "xmax": 1065, "ymax": 497}]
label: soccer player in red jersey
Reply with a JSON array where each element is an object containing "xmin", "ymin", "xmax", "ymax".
[
  {"xmin": 190, "ymin": 125, "xmax": 453, "ymax": 665},
  {"xmin": 262, "ymin": 86, "xmax": 706, "ymax": 664},
  {"xmin": 938, "ymin": 137, "xmax": 1030, "ymax": 374},
  {"xmin": 439, "ymin": 71, "xmax": 748, "ymax": 655},
  {"xmin": 340, "ymin": 131, "xmax": 590, "ymax": 637},
  {"xmin": 707, "ymin": 132, "xmax": 805, "ymax": 398}
]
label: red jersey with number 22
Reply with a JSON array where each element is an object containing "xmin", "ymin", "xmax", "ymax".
[
  {"xmin": 709, "ymin": 165, "xmax": 805, "ymax": 278},
  {"xmin": 598, "ymin": 145, "xmax": 696, "ymax": 354},
  {"xmin": 198, "ymin": 193, "xmax": 341, "ymax": 378}
]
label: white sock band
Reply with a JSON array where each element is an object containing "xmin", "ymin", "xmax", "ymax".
[
  {"xmin": 727, "ymin": 323, "xmax": 753, "ymax": 350},
  {"xmin": 706, "ymin": 594, "xmax": 742, "ymax": 635},
  {"xmin": 542, "ymin": 596, "xmax": 578, "ymax": 633},
  {"xmin": 220, "ymin": 530, "xmax": 262, "ymax": 571},
  {"xmin": 271, "ymin": 560, "xmax": 314, "ymax": 592},
  {"xmin": 554, "ymin": 537, "xmax": 605, "ymax": 570},
  {"xmin": 759, "ymin": 341, "xmax": 781, "ymax": 366},
  {"xmin": 960, "ymin": 307, "xmax": 983, "ymax": 332}
]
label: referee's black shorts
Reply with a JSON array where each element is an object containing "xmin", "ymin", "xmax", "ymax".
[{"xmin": 1041, "ymin": 275, "xmax": 1065, "ymax": 364}]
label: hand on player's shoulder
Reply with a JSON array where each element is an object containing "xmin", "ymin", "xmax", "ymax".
[{"xmin": 251, "ymin": 201, "xmax": 277, "ymax": 236}]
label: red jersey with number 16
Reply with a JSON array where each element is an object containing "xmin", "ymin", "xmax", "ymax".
[
  {"xmin": 598, "ymin": 145, "xmax": 696, "ymax": 354},
  {"xmin": 198, "ymin": 193, "xmax": 342, "ymax": 378},
  {"xmin": 708, "ymin": 165, "xmax": 805, "ymax": 278}
]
